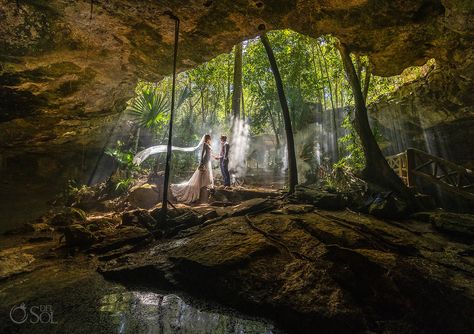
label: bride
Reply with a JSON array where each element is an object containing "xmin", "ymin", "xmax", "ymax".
[
  {"xmin": 170, "ymin": 134, "xmax": 213, "ymax": 203},
  {"xmin": 133, "ymin": 134, "xmax": 214, "ymax": 204}
]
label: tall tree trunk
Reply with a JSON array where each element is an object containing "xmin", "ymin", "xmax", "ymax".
[
  {"xmin": 260, "ymin": 33, "xmax": 298, "ymax": 193},
  {"xmin": 231, "ymin": 42, "xmax": 243, "ymax": 123},
  {"xmin": 317, "ymin": 43, "xmax": 339, "ymax": 162},
  {"xmin": 336, "ymin": 42, "xmax": 414, "ymax": 203}
]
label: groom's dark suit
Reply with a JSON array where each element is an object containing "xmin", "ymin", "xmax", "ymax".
[{"xmin": 220, "ymin": 141, "xmax": 230, "ymax": 186}]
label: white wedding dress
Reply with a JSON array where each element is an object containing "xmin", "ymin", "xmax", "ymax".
[
  {"xmin": 170, "ymin": 144, "xmax": 213, "ymax": 203},
  {"xmin": 133, "ymin": 135, "xmax": 213, "ymax": 204}
]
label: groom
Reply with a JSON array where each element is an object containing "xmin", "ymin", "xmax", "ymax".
[{"xmin": 215, "ymin": 135, "xmax": 231, "ymax": 187}]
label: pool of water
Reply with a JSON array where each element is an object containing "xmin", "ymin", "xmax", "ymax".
[
  {"xmin": 100, "ymin": 290, "xmax": 276, "ymax": 334},
  {"xmin": 0, "ymin": 259, "xmax": 281, "ymax": 334}
]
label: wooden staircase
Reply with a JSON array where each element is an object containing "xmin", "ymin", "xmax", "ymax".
[{"xmin": 386, "ymin": 148, "xmax": 474, "ymax": 201}]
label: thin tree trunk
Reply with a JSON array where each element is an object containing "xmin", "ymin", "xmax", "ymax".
[
  {"xmin": 241, "ymin": 90, "xmax": 245, "ymax": 119},
  {"xmin": 309, "ymin": 44, "xmax": 325, "ymax": 113},
  {"xmin": 317, "ymin": 43, "xmax": 339, "ymax": 162},
  {"xmin": 231, "ymin": 42, "xmax": 243, "ymax": 123},
  {"xmin": 355, "ymin": 55, "xmax": 362, "ymax": 82},
  {"xmin": 312, "ymin": 44, "xmax": 328, "ymax": 113},
  {"xmin": 256, "ymin": 80, "xmax": 280, "ymax": 147},
  {"xmin": 336, "ymin": 42, "xmax": 414, "ymax": 204},
  {"xmin": 362, "ymin": 64, "xmax": 371, "ymax": 103},
  {"xmin": 200, "ymin": 90, "xmax": 205, "ymax": 125},
  {"xmin": 134, "ymin": 127, "xmax": 141, "ymax": 153},
  {"xmin": 260, "ymin": 33, "xmax": 298, "ymax": 193},
  {"xmin": 226, "ymin": 54, "xmax": 231, "ymax": 116}
]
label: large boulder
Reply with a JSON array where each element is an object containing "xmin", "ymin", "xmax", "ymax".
[
  {"xmin": 292, "ymin": 186, "xmax": 347, "ymax": 210},
  {"xmin": 128, "ymin": 184, "xmax": 160, "ymax": 209},
  {"xmin": 414, "ymin": 211, "xmax": 474, "ymax": 238},
  {"xmin": 121, "ymin": 209, "xmax": 157, "ymax": 230},
  {"xmin": 63, "ymin": 224, "xmax": 99, "ymax": 248}
]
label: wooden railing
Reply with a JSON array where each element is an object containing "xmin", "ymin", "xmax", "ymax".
[{"xmin": 386, "ymin": 148, "xmax": 474, "ymax": 201}]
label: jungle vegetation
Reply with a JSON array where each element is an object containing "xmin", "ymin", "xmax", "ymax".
[{"xmin": 110, "ymin": 30, "xmax": 434, "ymax": 193}]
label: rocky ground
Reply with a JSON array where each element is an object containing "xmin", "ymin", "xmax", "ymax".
[{"xmin": 1, "ymin": 186, "xmax": 473, "ymax": 333}]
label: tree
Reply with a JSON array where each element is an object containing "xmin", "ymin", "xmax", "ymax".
[
  {"xmin": 336, "ymin": 42, "xmax": 414, "ymax": 203},
  {"xmin": 231, "ymin": 42, "xmax": 243, "ymax": 122},
  {"xmin": 316, "ymin": 40, "xmax": 339, "ymax": 162},
  {"xmin": 129, "ymin": 84, "xmax": 170, "ymax": 153},
  {"xmin": 260, "ymin": 33, "xmax": 298, "ymax": 193}
]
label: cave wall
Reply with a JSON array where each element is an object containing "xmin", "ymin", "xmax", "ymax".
[
  {"xmin": 0, "ymin": 0, "xmax": 473, "ymax": 230},
  {"xmin": 370, "ymin": 66, "xmax": 474, "ymax": 168}
]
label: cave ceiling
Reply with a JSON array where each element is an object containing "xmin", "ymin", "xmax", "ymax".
[{"xmin": 0, "ymin": 0, "xmax": 473, "ymax": 153}]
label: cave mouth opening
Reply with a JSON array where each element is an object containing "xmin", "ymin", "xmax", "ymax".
[{"xmin": 91, "ymin": 29, "xmax": 437, "ymax": 193}]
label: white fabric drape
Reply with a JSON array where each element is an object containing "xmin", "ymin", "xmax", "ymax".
[
  {"xmin": 133, "ymin": 135, "xmax": 206, "ymax": 166},
  {"xmin": 133, "ymin": 135, "xmax": 213, "ymax": 203}
]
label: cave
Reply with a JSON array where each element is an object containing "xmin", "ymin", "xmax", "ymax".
[{"xmin": 1, "ymin": 1, "xmax": 473, "ymax": 333}]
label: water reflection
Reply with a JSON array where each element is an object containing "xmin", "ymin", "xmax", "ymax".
[{"xmin": 100, "ymin": 291, "xmax": 276, "ymax": 334}]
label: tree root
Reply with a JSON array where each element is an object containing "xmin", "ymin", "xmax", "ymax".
[
  {"xmin": 245, "ymin": 214, "xmax": 314, "ymax": 262},
  {"xmin": 313, "ymin": 211, "xmax": 419, "ymax": 255}
]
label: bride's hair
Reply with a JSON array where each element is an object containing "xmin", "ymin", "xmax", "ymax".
[{"xmin": 204, "ymin": 134, "xmax": 211, "ymax": 143}]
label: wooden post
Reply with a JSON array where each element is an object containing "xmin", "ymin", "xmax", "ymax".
[
  {"xmin": 406, "ymin": 148, "xmax": 415, "ymax": 187},
  {"xmin": 161, "ymin": 12, "xmax": 180, "ymax": 220}
]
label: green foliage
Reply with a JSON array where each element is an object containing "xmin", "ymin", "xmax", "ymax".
[
  {"xmin": 105, "ymin": 140, "xmax": 137, "ymax": 172},
  {"xmin": 123, "ymin": 30, "xmax": 433, "ymax": 176},
  {"xmin": 70, "ymin": 207, "xmax": 88, "ymax": 221},
  {"xmin": 129, "ymin": 84, "xmax": 170, "ymax": 130},
  {"xmin": 335, "ymin": 112, "xmax": 365, "ymax": 171},
  {"xmin": 67, "ymin": 179, "xmax": 95, "ymax": 199},
  {"xmin": 335, "ymin": 110, "xmax": 387, "ymax": 172},
  {"xmin": 114, "ymin": 177, "xmax": 134, "ymax": 193},
  {"xmin": 105, "ymin": 141, "xmax": 140, "ymax": 194}
]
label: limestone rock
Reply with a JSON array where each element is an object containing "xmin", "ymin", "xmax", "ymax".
[
  {"xmin": 84, "ymin": 216, "xmax": 120, "ymax": 232},
  {"xmin": 282, "ymin": 204, "xmax": 314, "ymax": 214},
  {"xmin": 63, "ymin": 224, "xmax": 99, "ymax": 248},
  {"xmin": 90, "ymin": 226, "xmax": 151, "ymax": 254},
  {"xmin": 121, "ymin": 209, "xmax": 157, "ymax": 230},
  {"xmin": 128, "ymin": 184, "xmax": 160, "ymax": 209},
  {"xmin": 415, "ymin": 211, "xmax": 474, "ymax": 238},
  {"xmin": 100, "ymin": 209, "xmax": 474, "ymax": 333},
  {"xmin": 0, "ymin": 247, "xmax": 35, "ymax": 280},
  {"xmin": 49, "ymin": 207, "xmax": 87, "ymax": 226},
  {"xmin": 369, "ymin": 194, "xmax": 409, "ymax": 219},
  {"xmin": 227, "ymin": 198, "xmax": 275, "ymax": 216},
  {"xmin": 292, "ymin": 186, "xmax": 347, "ymax": 210}
]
